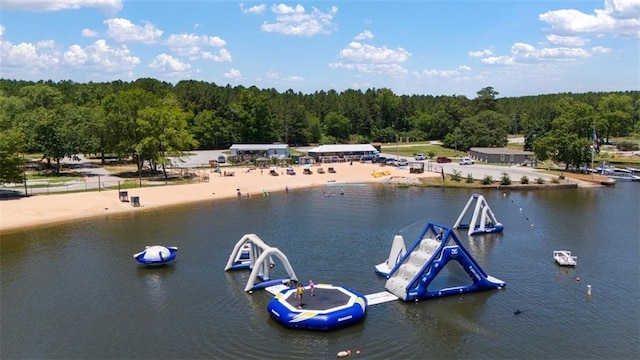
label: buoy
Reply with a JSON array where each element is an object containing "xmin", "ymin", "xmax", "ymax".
[
  {"xmin": 576, "ymin": 277, "xmax": 580, "ymax": 282},
  {"xmin": 337, "ymin": 350, "xmax": 351, "ymax": 358},
  {"xmin": 356, "ymin": 350, "xmax": 361, "ymax": 355},
  {"xmin": 249, "ymin": 290, "xmax": 253, "ymax": 294},
  {"xmin": 587, "ymin": 285, "xmax": 592, "ymax": 296}
]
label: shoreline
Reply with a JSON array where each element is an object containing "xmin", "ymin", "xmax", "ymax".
[
  {"xmin": 0, "ymin": 162, "xmax": 609, "ymax": 234},
  {"xmin": 0, "ymin": 163, "xmax": 430, "ymax": 234}
]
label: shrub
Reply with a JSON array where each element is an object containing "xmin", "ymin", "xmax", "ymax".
[
  {"xmin": 551, "ymin": 177, "xmax": 560, "ymax": 184},
  {"xmin": 500, "ymin": 172, "xmax": 512, "ymax": 185},
  {"xmin": 466, "ymin": 173, "xmax": 474, "ymax": 183},
  {"xmin": 481, "ymin": 175, "xmax": 494, "ymax": 185},
  {"xmin": 427, "ymin": 150, "xmax": 436, "ymax": 159},
  {"xmin": 535, "ymin": 177, "xmax": 545, "ymax": 184},
  {"xmin": 450, "ymin": 170, "xmax": 462, "ymax": 182},
  {"xmin": 520, "ymin": 175, "xmax": 529, "ymax": 184}
]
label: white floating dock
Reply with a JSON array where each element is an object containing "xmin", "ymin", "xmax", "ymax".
[
  {"xmin": 553, "ymin": 250, "xmax": 577, "ymax": 266},
  {"xmin": 266, "ymin": 286, "xmax": 399, "ymax": 306},
  {"xmin": 364, "ymin": 291, "xmax": 399, "ymax": 305}
]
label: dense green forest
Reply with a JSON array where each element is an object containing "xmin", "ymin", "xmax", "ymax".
[{"xmin": 1, "ymin": 78, "xmax": 638, "ymax": 183}]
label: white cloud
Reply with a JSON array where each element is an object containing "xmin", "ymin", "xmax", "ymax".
[
  {"xmin": 354, "ymin": 30, "xmax": 373, "ymax": 41},
  {"xmin": 539, "ymin": 0, "xmax": 640, "ymax": 39},
  {"xmin": 239, "ymin": 3, "xmax": 266, "ymax": 14},
  {"xmin": 82, "ymin": 29, "xmax": 98, "ymax": 38},
  {"xmin": 165, "ymin": 33, "xmax": 227, "ymax": 58},
  {"xmin": 0, "ymin": 25, "xmax": 5, "ymax": 37},
  {"xmin": 63, "ymin": 44, "xmax": 88, "ymax": 66},
  {"xmin": 104, "ymin": 18, "xmax": 163, "ymax": 44},
  {"xmin": 261, "ymin": 4, "xmax": 338, "ymax": 36},
  {"xmin": 481, "ymin": 56, "xmax": 516, "ymax": 65},
  {"xmin": 0, "ymin": 38, "xmax": 59, "ymax": 68},
  {"xmin": 469, "ymin": 49, "xmax": 493, "ymax": 57},
  {"xmin": 201, "ymin": 48, "xmax": 232, "ymax": 62},
  {"xmin": 223, "ymin": 69, "xmax": 242, "ymax": 79},
  {"xmin": 0, "ymin": 0, "xmax": 123, "ymax": 12},
  {"xmin": 261, "ymin": 71, "xmax": 304, "ymax": 87},
  {"xmin": 62, "ymin": 39, "xmax": 140, "ymax": 70},
  {"xmin": 546, "ymin": 34, "xmax": 589, "ymax": 46},
  {"xmin": 511, "ymin": 42, "xmax": 591, "ymax": 60},
  {"xmin": 330, "ymin": 41, "xmax": 410, "ymax": 76},
  {"xmin": 412, "ymin": 65, "xmax": 471, "ymax": 79},
  {"xmin": 148, "ymin": 53, "xmax": 191, "ymax": 72},
  {"xmin": 591, "ymin": 46, "xmax": 612, "ymax": 54}
]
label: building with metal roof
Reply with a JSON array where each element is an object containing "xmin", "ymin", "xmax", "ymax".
[
  {"xmin": 306, "ymin": 144, "xmax": 379, "ymax": 162},
  {"xmin": 468, "ymin": 147, "xmax": 534, "ymax": 165},
  {"xmin": 229, "ymin": 143, "xmax": 290, "ymax": 159}
]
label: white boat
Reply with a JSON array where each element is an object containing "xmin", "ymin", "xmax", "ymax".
[{"xmin": 553, "ymin": 250, "xmax": 577, "ymax": 266}]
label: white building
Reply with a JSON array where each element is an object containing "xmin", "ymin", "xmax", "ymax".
[
  {"xmin": 306, "ymin": 144, "xmax": 379, "ymax": 162},
  {"xmin": 229, "ymin": 143, "xmax": 290, "ymax": 159}
]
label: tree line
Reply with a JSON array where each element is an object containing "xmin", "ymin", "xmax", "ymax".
[{"xmin": 1, "ymin": 78, "xmax": 638, "ymax": 183}]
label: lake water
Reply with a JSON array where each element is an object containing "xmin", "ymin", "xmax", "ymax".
[{"xmin": 1, "ymin": 183, "xmax": 639, "ymax": 359}]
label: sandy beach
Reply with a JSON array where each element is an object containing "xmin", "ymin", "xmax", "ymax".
[{"xmin": 0, "ymin": 162, "xmax": 434, "ymax": 233}]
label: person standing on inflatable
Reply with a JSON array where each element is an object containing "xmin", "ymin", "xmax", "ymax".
[
  {"xmin": 309, "ymin": 280, "xmax": 315, "ymax": 296},
  {"xmin": 296, "ymin": 283, "xmax": 304, "ymax": 308}
]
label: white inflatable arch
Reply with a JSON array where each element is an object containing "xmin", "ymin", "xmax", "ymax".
[{"xmin": 224, "ymin": 234, "xmax": 298, "ymax": 292}]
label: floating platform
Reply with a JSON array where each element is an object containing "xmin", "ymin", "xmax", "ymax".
[
  {"xmin": 267, "ymin": 283, "xmax": 367, "ymax": 331},
  {"xmin": 553, "ymin": 250, "xmax": 577, "ymax": 266},
  {"xmin": 133, "ymin": 246, "xmax": 177, "ymax": 266}
]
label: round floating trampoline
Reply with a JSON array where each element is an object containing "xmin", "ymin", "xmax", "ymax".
[
  {"xmin": 267, "ymin": 283, "xmax": 367, "ymax": 331},
  {"xmin": 132, "ymin": 246, "xmax": 178, "ymax": 266}
]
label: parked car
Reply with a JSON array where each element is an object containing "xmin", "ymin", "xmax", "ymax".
[
  {"xmin": 396, "ymin": 159, "xmax": 409, "ymax": 167},
  {"xmin": 436, "ymin": 157, "xmax": 452, "ymax": 163},
  {"xmin": 414, "ymin": 153, "xmax": 427, "ymax": 160},
  {"xmin": 218, "ymin": 155, "xmax": 226, "ymax": 163},
  {"xmin": 459, "ymin": 157, "xmax": 474, "ymax": 165},
  {"xmin": 385, "ymin": 158, "xmax": 397, "ymax": 166}
]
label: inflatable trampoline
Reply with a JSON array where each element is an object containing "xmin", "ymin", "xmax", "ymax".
[
  {"xmin": 267, "ymin": 283, "xmax": 367, "ymax": 331},
  {"xmin": 133, "ymin": 246, "xmax": 178, "ymax": 266}
]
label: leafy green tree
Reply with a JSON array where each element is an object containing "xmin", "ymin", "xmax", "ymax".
[
  {"xmin": 597, "ymin": 94, "xmax": 634, "ymax": 142},
  {"xmin": 102, "ymin": 88, "xmax": 161, "ymax": 167},
  {"xmin": 137, "ymin": 95, "xmax": 198, "ymax": 179},
  {"xmin": 0, "ymin": 128, "xmax": 24, "ymax": 184},
  {"xmin": 475, "ymin": 86, "xmax": 499, "ymax": 111},
  {"xmin": 323, "ymin": 111, "xmax": 351, "ymax": 143}
]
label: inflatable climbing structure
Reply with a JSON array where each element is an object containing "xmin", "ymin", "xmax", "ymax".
[
  {"xmin": 453, "ymin": 193, "xmax": 504, "ymax": 235},
  {"xmin": 384, "ymin": 222, "xmax": 505, "ymax": 301}
]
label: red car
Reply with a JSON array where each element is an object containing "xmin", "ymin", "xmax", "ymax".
[{"xmin": 436, "ymin": 157, "xmax": 452, "ymax": 163}]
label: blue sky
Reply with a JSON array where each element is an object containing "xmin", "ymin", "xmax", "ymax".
[{"xmin": 1, "ymin": 0, "xmax": 638, "ymax": 98}]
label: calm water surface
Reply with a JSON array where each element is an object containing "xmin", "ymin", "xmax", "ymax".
[{"xmin": 1, "ymin": 183, "xmax": 639, "ymax": 359}]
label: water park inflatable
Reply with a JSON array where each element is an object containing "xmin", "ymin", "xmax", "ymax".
[
  {"xmin": 374, "ymin": 234, "xmax": 406, "ymax": 276},
  {"xmin": 381, "ymin": 222, "xmax": 505, "ymax": 301},
  {"xmin": 133, "ymin": 246, "xmax": 178, "ymax": 266},
  {"xmin": 224, "ymin": 234, "xmax": 297, "ymax": 292},
  {"xmin": 267, "ymin": 283, "xmax": 367, "ymax": 331},
  {"xmin": 453, "ymin": 193, "xmax": 504, "ymax": 235},
  {"xmin": 227, "ymin": 214, "xmax": 505, "ymax": 331}
]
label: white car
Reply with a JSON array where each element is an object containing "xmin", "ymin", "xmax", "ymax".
[
  {"xmin": 414, "ymin": 154, "xmax": 426, "ymax": 160},
  {"xmin": 459, "ymin": 157, "xmax": 474, "ymax": 165}
]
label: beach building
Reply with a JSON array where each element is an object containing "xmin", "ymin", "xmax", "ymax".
[
  {"xmin": 306, "ymin": 144, "xmax": 379, "ymax": 163},
  {"xmin": 467, "ymin": 147, "xmax": 534, "ymax": 165},
  {"xmin": 229, "ymin": 143, "xmax": 290, "ymax": 162}
]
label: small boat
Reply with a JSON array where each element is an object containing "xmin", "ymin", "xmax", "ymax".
[
  {"xmin": 133, "ymin": 246, "xmax": 178, "ymax": 266},
  {"xmin": 553, "ymin": 250, "xmax": 577, "ymax": 266}
]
